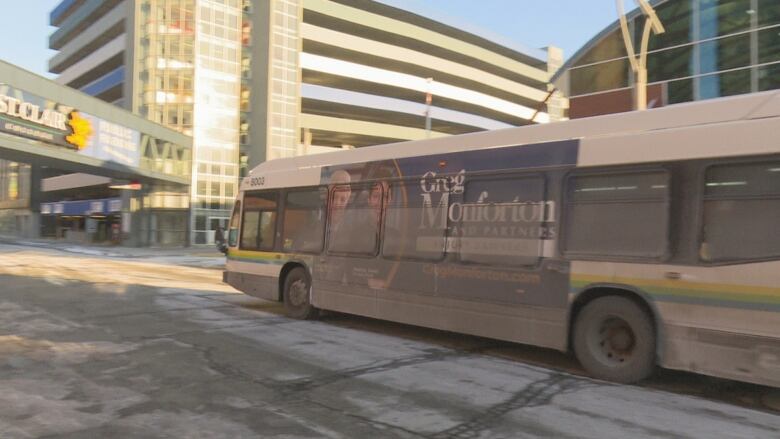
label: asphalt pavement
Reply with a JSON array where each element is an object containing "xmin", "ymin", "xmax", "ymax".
[
  {"xmin": 0, "ymin": 235, "xmax": 225, "ymax": 269},
  {"xmin": 0, "ymin": 242, "xmax": 778, "ymax": 438}
]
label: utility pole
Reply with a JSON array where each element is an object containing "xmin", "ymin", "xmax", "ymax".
[{"xmin": 616, "ymin": 0, "xmax": 665, "ymax": 110}]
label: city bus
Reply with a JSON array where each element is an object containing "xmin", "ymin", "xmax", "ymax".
[{"xmin": 221, "ymin": 90, "xmax": 780, "ymax": 386}]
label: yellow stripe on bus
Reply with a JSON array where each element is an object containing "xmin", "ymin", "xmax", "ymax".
[
  {"xmin": 227, "ymin": 249, "xmax": 288, "ymax": 264},
  {"xmin": 571, "ymin": 274, "xmax": 780, "ymax": 307},
  {"xmin": 571, "ymin": 274, "xmax": 780, "ymax": 297}
]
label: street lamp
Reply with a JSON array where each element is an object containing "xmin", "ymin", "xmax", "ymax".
[
  {"xmin": 616, "ymin": 0, "xmax": 665, "ymax": 110},
  {"xmin": 424, "ymin": 77, "xmax": 433, "ymax": 138}
]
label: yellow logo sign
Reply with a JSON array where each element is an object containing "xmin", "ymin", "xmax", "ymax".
[{"xmin": 66, "ymin": 111, "xmax": 93, "ymax": 150}]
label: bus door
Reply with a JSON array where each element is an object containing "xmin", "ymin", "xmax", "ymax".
[{"xmin": 225, "ymin": 199, "xmax": 241, "ymax": 252}]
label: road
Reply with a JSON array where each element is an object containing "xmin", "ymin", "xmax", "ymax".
[{"xmin": 0, "ymin": 243, "xmax": 778, "ymax": 438}]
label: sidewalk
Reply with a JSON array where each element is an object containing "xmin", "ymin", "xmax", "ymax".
[{"xmin": 0, "ymin": 235, "xmax": 225, "ymax": 269}]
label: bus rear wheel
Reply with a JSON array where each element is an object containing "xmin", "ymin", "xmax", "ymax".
[
  {"xmin": 573, "ymin": 296, "xmax": 655, "ymax": 384},
  {"xmin": 283, "ymin": 267, "xmax": 319, "ymax": 320}
]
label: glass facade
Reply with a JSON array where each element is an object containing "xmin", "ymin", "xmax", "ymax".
[
  {"xmin": 0, "ymin": 161, "xmax": 28, "ymax": 206},
  {"xmin": 190, "ymin": 0, "xmax": 242, "ymax": 244},
  {"xmin": 0, "ymin": 160, "xmax": 29, "ymax": 237},
  {"xmin": 137, "ymin": 0, "xmax": 242, "ymax": 245},
  {"xmin": 239, "ymin": 0, "xmax": 252, "ymax": 178},
  {"xmin": 267, "ymin": 0, "xmax": 300, "ymax": 161},
  {"xmin": 567, "ymin": 0, "xmax": 780, "ymax": 107},
  {"xmin": 137, "ymin": 0, "xmax": 196, "ymax": 134}
]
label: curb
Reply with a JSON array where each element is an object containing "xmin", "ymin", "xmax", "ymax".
[{"xmin": 1, "ymin": 236, "xmax": 223, "ymax": 261}]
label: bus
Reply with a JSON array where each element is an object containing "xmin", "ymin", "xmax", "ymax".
[{"xmin": 221, "ymin": 90, "xmax": 780, "ymax": 386}]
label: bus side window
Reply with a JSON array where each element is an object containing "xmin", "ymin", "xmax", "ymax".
[
  {"xmin": 327, "ymin": 183, "xmax": 380, "ymax": 255},
  {"xmin": 457, "ymin": 175, "xmax": 545, "ymax": 266},
  {"xmin": 701, "ymin": 161, "xmax": 780, "ymax": 262},
  {"xmin": 241, "ymin": 191, "xmax": 278, "ymax": 251},
  {"xmin": 382, "ymin": 181, "xmax": 447, "ymax": 261},
  {"xmin": 282, "ymin": 187, "xmax": 327, "ymax": 253},
  {"xmin": 563, "ymin": 170, "xmax": 670, "ymax": 259},
  {"xmin": 227, "ymin": 201, "xmax": 241, "ymax": 247}
]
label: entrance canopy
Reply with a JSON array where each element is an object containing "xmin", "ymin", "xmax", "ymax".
[{"xmin": 0, "ymin": 60, "xmax": 191, "ymax": 186}]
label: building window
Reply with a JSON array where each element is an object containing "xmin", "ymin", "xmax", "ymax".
[
  {"xmin": 699, "ymin": 68, "xmax": 751, "ymax": 100},
  {"xmin": 7, "ymin": 162, "xmax": 19, "ymax": 201},
  {"xmin": 759, "ymin": 63, "xmax": 780, "ymax": 91},
  {"xmin": 570, "ymin": 58, "xmax": 630, "ymax": 96},
  {"xmin": 758, "ymin": 0, "xmax": 780, "ymax": 27}
]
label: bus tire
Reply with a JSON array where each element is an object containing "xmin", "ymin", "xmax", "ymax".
[
  {"xmin": 282, "ymin": 267, "xmax": 319, "ymax": 320},
  {"xmin": 573, "ymin": 296, "xmax": 655, "ymax": 384}
]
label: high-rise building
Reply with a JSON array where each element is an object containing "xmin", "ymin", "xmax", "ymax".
[
  {"xmin": 49, "ymin": 0, "xmax": 243, "ymax": 244},
  {"xmin": 241, "ymin": 0, "xmax": 566, "ymax": 171},
  {"xmin": 49, "ymin": 1, "xmax": 133, "ymax": 108}
]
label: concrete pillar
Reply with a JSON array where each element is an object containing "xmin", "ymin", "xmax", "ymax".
[
  {"xmin": 26, "ymin": 165, "xmax": 43, "ymax": 239},
  {"xmin": 149, "ymin": 212, "xmax": 157, "ymax": 246},
  {"xmin": 119, "ymin": 188, "xmax": 136, "ymax": 247},
  {"xmin": 27, "ymin": 207, "xmax": 40, "ymax": 240}
]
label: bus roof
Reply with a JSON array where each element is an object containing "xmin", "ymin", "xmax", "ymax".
[{"xmin": 244, "ymin": 90, "xmax": 780, "ymax": 190}]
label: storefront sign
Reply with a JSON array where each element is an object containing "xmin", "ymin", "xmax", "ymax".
[
  {"xmin": 0, "ymin": 95, "xmax": 68, "ymax": 131},
  {"xmin": 108, "ymin": 199, "xmax": 122, "ymax": 212},
  {"xmin": 0, "ymin": 87, "xmax": 76, "ymax": 148},
  {"xmin": 0, "ymin": 85, "xmax": 140, "ymax": 167},
  {"xmin": 89, "ymin": 200, "xmax": 104, "ymax": 214},
  {"xmin": 79, "ymin": 114, "xmax": 141, "ymax": 167},
  {"xmin": 41, "ymin": 197, "xmax": 122, "ymax": 216}
]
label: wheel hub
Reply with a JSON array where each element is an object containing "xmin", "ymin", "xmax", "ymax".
[
  {"xmin": 609, "ymin": 327, "xmax": 633, "ymax": 351},
  {"xmin": 289, "ymin": 279, "xmax": 308, "ymax": 307},
  {"xmin": 597, "ymin": 317, "xmax": 636, "ymax": 363}
]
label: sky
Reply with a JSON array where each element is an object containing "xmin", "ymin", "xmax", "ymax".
[
  {"xmin": 0, "ymin": 0, "xmax": 622, "ymax": 78},
  {"xmin": 2, "ymin": 0, "xmax": 61, "ymax": 78}
]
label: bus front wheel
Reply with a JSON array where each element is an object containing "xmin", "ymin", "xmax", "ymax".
[
  {"xmin": 573, "ymin": 296, "xmax": 655, "ymax": 384},
  {"xmin": 282, "ymin": 267, "xmax": 319, "ymax": 320}
]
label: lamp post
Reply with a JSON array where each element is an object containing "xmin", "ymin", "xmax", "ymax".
[
  {"xmin": 616, "ymin": 0, "xmax": 665, "ymax": 110},
  {"xmin": 424, "ymin": 77, "xmax": 433, "ymax": 138}
]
